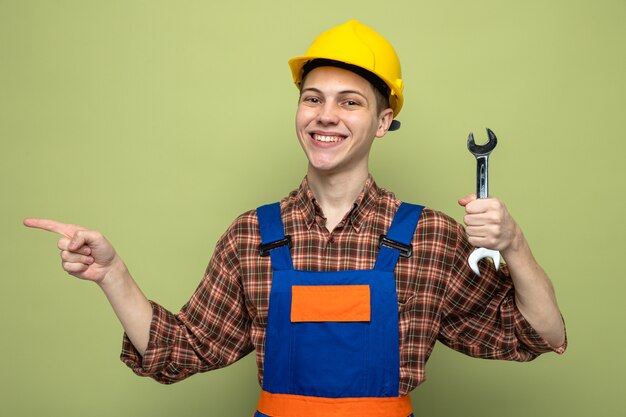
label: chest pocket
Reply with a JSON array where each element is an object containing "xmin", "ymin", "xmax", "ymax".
[
  {"xmin": 291, "ymin": 284, "xmax": 371, "ymax": 322},
  {"xmin": 290, "ymin": 282, "xmax": 372, "ymax": 397}
]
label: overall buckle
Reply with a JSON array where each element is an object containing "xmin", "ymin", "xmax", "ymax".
[
  {"xmin": 259, "ymin": 236, "xmax": 292, "ymax": 257},
  {"xmin": 379, "ymin": 234, "xmax": 412, "ymax": 258}
]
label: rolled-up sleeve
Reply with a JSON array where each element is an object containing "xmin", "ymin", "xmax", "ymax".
[
  {"xmin": 438, "ymin": 222, "xmax": 566, "ymax": 361},
  {"xmin": 120, "ymin": 226, "xmax": 254, "ymax": 384}
]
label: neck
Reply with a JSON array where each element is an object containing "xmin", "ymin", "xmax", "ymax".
[{"xmin": 306, "ymin": 168, "xmax": 369, "ymax": 231}]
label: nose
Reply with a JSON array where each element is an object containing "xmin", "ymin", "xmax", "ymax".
[{"xmin": 318, "ymin": 102, "xmax": 339, "ymax": 125}]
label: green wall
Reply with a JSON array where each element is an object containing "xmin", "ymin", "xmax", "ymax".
[{"xmin": 2, "ymin": 0, "xmax": 624, "ymax": 416}]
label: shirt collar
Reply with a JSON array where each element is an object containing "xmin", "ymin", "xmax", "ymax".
[{"xmin": 296, "ymin": 174, "xmax": 379, "ymax": 232}]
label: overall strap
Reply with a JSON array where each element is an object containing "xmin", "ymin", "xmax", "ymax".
[
  {"xmin": 256, "ymin": 202, "xmax": 294, "ymax": 271},
  {"xmin": 374, "ymin": 202, "xmax": 424, "ymax": 272}
]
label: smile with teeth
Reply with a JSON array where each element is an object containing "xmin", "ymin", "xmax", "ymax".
[{"xmin": 312, "ymin": 133, "xmax": 346, "ymax": 143}]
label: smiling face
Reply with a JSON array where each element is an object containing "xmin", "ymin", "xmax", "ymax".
[{"xmin": 295, "ymin": 66, "xmax": 393, "ymax": 178}]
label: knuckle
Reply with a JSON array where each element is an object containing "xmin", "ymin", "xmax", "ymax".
[{"xmin": 487, "ymin": 213, "xmax": 500, "ymax": 223}]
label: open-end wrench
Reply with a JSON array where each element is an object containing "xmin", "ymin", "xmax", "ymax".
[{"xmin": 467, "ymin": 128, "xmax": 501, "ymax": 276}]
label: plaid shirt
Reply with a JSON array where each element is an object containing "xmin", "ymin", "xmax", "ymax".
[{"xmin": 121, "ymin": 175, "xmax": 565, "ymax": 394}]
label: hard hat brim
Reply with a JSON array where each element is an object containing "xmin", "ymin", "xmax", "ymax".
[{"xmin": 288, "ymin": 56, "xmax": 403, "ymax": 117}]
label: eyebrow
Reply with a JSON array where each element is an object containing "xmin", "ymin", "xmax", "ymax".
[{"xmin": 300, "ymin": 87, "xmax": 369, "ymax": 100}]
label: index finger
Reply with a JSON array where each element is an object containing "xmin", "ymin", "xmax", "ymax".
[{"xmin": 23, "ymin": 218, "xmax": 85, "ymax": 238}]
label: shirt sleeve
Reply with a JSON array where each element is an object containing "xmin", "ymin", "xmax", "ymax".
[
  {"xmin": 120, "ymin": 223, "xmax": 254, "ymax": 384},
  {"xmin": 437, "ymin": 221, "xmax": 566, "ymax": 361}
]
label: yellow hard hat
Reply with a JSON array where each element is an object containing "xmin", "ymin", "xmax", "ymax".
[{"xmin": 288, "ymin": 20, "xmax": 404, "ymax": 117}]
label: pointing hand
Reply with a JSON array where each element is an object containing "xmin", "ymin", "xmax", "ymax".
[{"xmin": 24, "ymin": 218, "xmax": 120, "ymax": 285}]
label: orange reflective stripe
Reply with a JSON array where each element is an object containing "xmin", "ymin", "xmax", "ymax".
[
  {"xmin": 257, "ymin": 391, "xmax": 413, "ymax": 417},
  {"xmin": 291, "ymin": 285, "xmax": 370, "ymax": 322}
]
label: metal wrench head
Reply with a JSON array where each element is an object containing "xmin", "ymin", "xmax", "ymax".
[
  {"xmin": 468, "ymin": 247, "xmax": 501, "ymax": 276},
  {"xmin": 467, "ymin": 128, "xmax": 498, "ymax": 156}
]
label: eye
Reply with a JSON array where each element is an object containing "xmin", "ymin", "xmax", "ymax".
[
  {"xmin": 342, "ymin": 98, "xmax": 362, "ymax": 107},
  {"xmin": 301, "ymin": 96, "xmax": 321, "ymax": 104}
]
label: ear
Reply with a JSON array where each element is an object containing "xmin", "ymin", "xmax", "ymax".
[{"xmin": 375, "ymin": 108, "xmax": 395, "ymax": 138}]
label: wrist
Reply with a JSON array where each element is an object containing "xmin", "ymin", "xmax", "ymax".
[
  {"xmin": 97, "ymin": 256, "xmax": 131, "ymax": 291},
  {"xmin": 502, "ymin": 222, "xmax": 526, "ymax": 255},
  {"xmin": 501, "ymin": 225, "xmax": 538, "ymax": 271}
]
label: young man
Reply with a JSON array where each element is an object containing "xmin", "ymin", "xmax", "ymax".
[{"xmin": 24, "ymin": 20, "xmax": 565, "ymax": 417}]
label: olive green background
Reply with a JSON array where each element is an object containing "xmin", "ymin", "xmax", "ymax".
[{"xmin": 2, "ymin": 0, "xmax": 624, "ymax": 416}]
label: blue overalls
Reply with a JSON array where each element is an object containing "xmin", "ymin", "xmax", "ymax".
[{"xmin": 254, "ymin": 202, "xmax": 423, "ymax": 417}]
